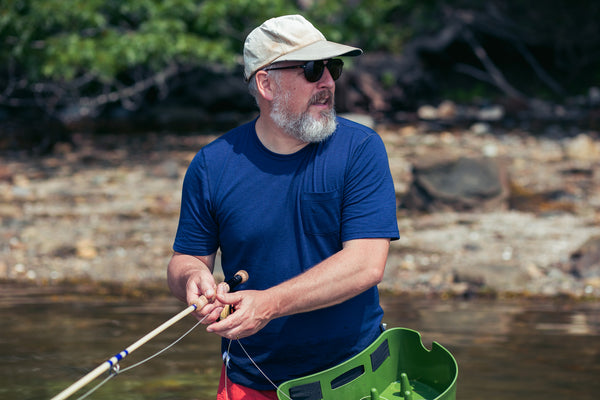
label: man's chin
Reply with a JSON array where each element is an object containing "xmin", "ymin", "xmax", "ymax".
[
  {"xmin": 273, "ymin": 103, "xmax": 337, "ymax": 143},
  {"xmin": 303, "ymin": 115, "xmax": 338, "ymax": 143},
  {"xmin": 309, "ymin": 104, "xmax": 333, "ymax": 115}
]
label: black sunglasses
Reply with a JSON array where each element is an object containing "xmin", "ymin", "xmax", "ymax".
[{"xmin": 263, "ymin": 59, "xmax": 344, "ymax": 82}]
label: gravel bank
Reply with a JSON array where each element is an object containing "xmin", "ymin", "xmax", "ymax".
[{"xmin": 2, "ymin": 124, "xmax": 599, "ymax": 298}]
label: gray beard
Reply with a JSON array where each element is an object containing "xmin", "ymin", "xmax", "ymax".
[{"xmin": 270, "ymin": 90, "xmax": 338, "ymax": 143}]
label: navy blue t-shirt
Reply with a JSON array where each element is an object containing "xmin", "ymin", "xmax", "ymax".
[{"xmin": 173, "ymin": 116, "xmax": 399, "ymax": 389}]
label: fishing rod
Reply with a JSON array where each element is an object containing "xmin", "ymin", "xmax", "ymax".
[{"xmin": 51, "ymin": 270, "xmax": 249, "ymax": 400}]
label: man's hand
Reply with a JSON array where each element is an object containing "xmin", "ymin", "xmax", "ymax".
[
  {"xmin": 203, "ymin": 238, "xmax": 390, "ymax": 338},
  {"xmin": 206, "ymin": 290, "xmax": 274, "ymax": 339},
  {"xmin": 185, "ymin": 269, "xmax": 226, "ymax": 323},
  {"xmin": 167, "ymin": 252, "xmax": 221, "ymax": 323}
]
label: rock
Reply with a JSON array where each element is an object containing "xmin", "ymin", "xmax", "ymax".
[
  {"xmin": 416, "ymin": 101, "xmax": 458, "ymax": 121},
  {"xmin": 401, "ymin": 156, "xmax": 510, "ymax": 212},
  {"xmin": 437, "ymin": 100, "xmax": 457, "ymax": 120},
  {"xmin": 11, "ymin": 186, "xmax": 32, "ymax": 200},
  {"xmin": 564, "ymin": 133, "xmax": 600, "ymax": 161},
  {"xmin": 568, "ymin": 235, "xmax": 600, "ymax": 279},
  {"xmin": 2, "ymin": 125, "xmax": 600, "ymax": 298},
  {"xmin": 477, "ymin": 105, "xmax": 505, "ymax": 121},
  {"xmin": 584, "ymin": 277, "xmax": 600, "ymax": 290},
  {"xmin": 508, "ymin": 181, "xmax": 576, "ymax": 214},
  {"xmin": 453, "ymin": 263, "xmax": 531, "ymax": 293},
  {"xmin": 340, "ymin": 113, "xmax": 375, "ymax": 128},
  {"xmin": 0, "ymin": 165, "xmax": 13, "ymax": 183},
  {"xmin": 76, "ymin": 239, "xmax": 98, "ymax": 259},
  {"xmin": 417, "ymin": 105, "xmax": 438, "ymax": 120},
  {"xmin": 470, "ymin": 122, "xmax": 492, "ymax": 135},
  {"xmin": 150, "ymin": 160, "xmax": 180, "ymax": 179}
]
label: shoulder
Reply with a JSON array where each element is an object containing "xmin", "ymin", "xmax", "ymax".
[
  {"xmin": 204, "ymin": 120, "xmax": 255, "ymax": 153},
  {"xmin": 330, "ymin": 116, "xmax": 388, "ymax": 157},
  {"xmin": 190, "ymin": 120, "xmax": 255, "ymax": 166},
  {"xmin": 335, "ymin": 116, "xmax": 378, "ymax": 139}
]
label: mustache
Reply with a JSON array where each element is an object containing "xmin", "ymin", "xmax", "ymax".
[{"xmin": 309, "ymin": 90, "xmax": 334, "ymax": 106}]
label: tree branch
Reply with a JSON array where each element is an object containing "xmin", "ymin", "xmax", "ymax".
[
  {"xmin": 1, "ymin": 63, "xmax": 183, "ymax": 121},
  {"xmin": 461, "ymin": 29, "xmax": 525, "ymax": 100},
  {"xmin": 453, "ymin": 63, "xmax": 496, "ymax": 86},
  {"xmin": 77, "ymin": 63, "xmax": 180, "ymax": 113},
  {"xmin": 513, "ymin": 40, "xmax": 565, "ymax": 95}
]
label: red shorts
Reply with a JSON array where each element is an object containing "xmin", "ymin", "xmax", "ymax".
[{"xmin": 216, "ymin": 364, "xmax": 278, "ymax": 400}]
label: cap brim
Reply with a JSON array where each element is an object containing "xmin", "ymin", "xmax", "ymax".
[{"xmin": 273, "ymin": 40, "xmax": 362, "ymax": 63}]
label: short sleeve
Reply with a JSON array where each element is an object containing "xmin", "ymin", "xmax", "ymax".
[
  {"xmin": 172, "ymin": 151, "xmax": 220, "ymax": 255},
  {"xmin": 341, "ymin": 133, "xmax": 399, "ymax": 242}
]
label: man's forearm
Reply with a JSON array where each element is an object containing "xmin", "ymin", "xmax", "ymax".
[
  {"xmin": 206, "ymin": 238, "xmax": 390, "ymax": 339},
  {"xmin": 265, "ymin": 238, "xmax": 389, "ymax": 320}
]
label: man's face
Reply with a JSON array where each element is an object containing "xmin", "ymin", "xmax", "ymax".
[{"xmin": 269, "ymin": 61, "xmax": 338, "ymax": 143}]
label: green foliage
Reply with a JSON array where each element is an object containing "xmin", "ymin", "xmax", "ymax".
[
  {"xmin": 1, "ymin": 0, "xmax": 242, "ymax": 81},
  {"xmin": 2, "ymin": 0, "xmax": 598, "ymax": 113},
  {"xmin": 1, "ymin": 0, "xmax": 427, "ymax": 84},
  {"xmin": 308, "ymin": 0, "xmax": 435, "ymax": 54}
]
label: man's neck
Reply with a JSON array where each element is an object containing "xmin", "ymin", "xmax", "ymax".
[{"xmin": 255, "ymin": 115, "xmax": 309, "ymax": 155}]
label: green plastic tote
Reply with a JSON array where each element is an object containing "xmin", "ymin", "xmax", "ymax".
[{"xmin": 277, "ymin": 327, "xmax": 457, "ymax": 400}]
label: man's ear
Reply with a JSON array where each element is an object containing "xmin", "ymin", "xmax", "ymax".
[{"xmin": 255, "ymin": 70, "xmax": 275, "ymax": 101}]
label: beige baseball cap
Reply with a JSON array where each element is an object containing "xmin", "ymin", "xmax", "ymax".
[{"xmin": 243, "ymin": 14, "xmax": 363, "ymax": 81}]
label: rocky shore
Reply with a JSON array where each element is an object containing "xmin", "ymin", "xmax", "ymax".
[{"xmin": 1, "ymin": 119, "xmax": 599, "ymax": 298}]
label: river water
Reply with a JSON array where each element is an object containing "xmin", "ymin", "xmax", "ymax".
[{"xmin": 1, "ymin": 284, "xmax": 599, "ymax": 400}]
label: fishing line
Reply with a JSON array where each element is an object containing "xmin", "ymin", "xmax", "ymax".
[
  {"xmin": 75, "ymin": 373, "xmax": 115, "ymax": 400},
  {"xmin": 224, "ymin": 339, "xmax": 233, "ymax": 399},
  {"xmin": 75, "ymin": 316, "xmax": 207, "ymax": 400},
  {"xmin": 120, "ymin": 317, "xmax": 206, "ymax": 373},
  {"xmin": 235, "ymin": 338, "xmax": 292, "ymax": 400},
  {"xmin": 52, "ymin": 271, "xmax": 251, "ymax": 400}
]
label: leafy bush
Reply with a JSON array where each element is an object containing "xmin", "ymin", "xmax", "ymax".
[
  {"xmin": 1, "ymin": 0, "xmax": 428, "ymax": 82},
  {"xmin": 1, "ymin": 0, "xmax": 598, "ymax": 118}
]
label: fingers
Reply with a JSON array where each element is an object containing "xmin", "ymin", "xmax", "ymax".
[
  {"xmin": 206, "ymin": 291, "xmax": 270, "ymax": 339},
  {"xmin": 216, "ymin": 281, "xmax": 230, "ymax": 295},
  {"xmin": 208, "ymin": 311, "xmax": 268, "ymax": 339},
  {"xmin": 207, "ymin": 309, "xmax": 247, "ymax": 338},
  {"xmin": 182, "ymin": 271, "xmax": 220, "ymax": 323},
  {"xmin": 188, "ymin": 278, "xmax": 243, "ymax": 324},
  {"xmin": 216, "ymin": 289, "xmax": 239, "ymax": 305},
  {"xmin": 185, "ymin": 271, "xmax": 215, "ymax": 304},
  {"xmin": 206, "ymin": 291, "xmax": 241, "ymax": 336}
]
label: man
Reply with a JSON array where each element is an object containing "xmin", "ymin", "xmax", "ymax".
[{"xmin": 167, "ymin": 14, "xmax": 399, "ymax": 400}]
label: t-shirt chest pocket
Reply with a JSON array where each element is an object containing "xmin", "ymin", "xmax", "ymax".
[{"xmin": 301, "ymin": 190, "xmax": 342, "ymax": 236}]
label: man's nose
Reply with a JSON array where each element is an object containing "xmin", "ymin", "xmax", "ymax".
[{"xmin": 317, "ymin": 66, "xmax": 335, "ymax": 89}]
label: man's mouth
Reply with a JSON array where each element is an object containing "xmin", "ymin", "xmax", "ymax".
[{"xmin": 310, "ymin": 90, "xmax": 333, "ymax": 107}]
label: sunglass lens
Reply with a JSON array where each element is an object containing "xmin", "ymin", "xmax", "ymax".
[
  {"xmin": 327, "ymin": 59, "xmax": 343, "ymax": 80},
  {"xmin": 303, "ymin": 60, "xmax": 344, "ymax": 82},
  {"xmin": 304, "ymin": 61, "xmax": 324, "ymax": 82}
]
